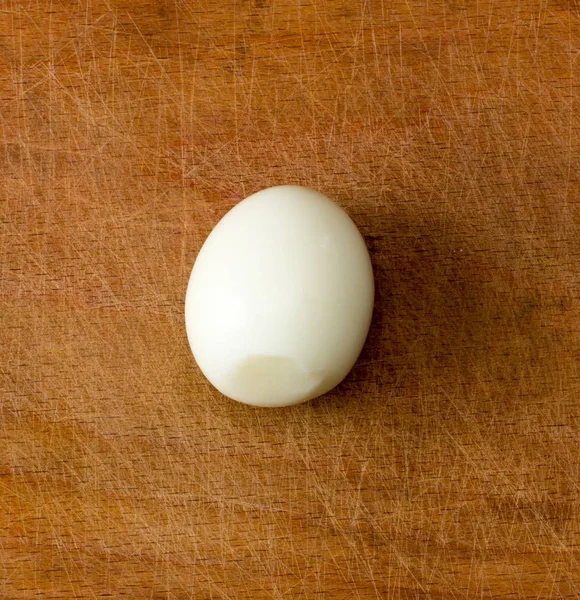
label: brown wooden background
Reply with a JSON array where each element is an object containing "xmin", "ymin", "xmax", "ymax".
[{"xmin": 2, "ymin": 0, "xmax": 580, "ymax": 598}]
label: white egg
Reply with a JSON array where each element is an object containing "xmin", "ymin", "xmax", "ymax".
[{"xmin": 185, "ymin": 185, "xmax": 374, "ymax": 407}]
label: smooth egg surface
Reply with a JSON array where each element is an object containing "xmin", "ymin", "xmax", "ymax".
[{"xmin": 185, "ymin": 186, "xmax": 374, "ymax": 407}]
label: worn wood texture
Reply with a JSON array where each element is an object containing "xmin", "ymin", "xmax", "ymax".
[{"xmin": 1, "ymin": 0, "xmax": 580, "ymax": 598}]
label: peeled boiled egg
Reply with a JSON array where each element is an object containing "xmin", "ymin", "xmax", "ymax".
[{"xmin": 185, "ymin": 185, "xmax": 374, "ymax": 407}]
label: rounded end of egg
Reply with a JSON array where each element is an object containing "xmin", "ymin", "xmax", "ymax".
[{"xmin": 225, "ymin": 355, "xmax": 331, "ymax": 407}]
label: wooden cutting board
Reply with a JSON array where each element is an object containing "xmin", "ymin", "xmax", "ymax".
[{"xmin": 2, "ymin": 1, "xmax": 579, "ymax": 597}]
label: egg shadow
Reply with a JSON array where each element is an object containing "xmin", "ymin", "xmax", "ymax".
[
  {"xmin": 183, "ymin": 200, "xmax": 556, "ymax": 427},
  {"xmin": 313, "ymin": 204, "xmax": 553, "ymax": 414}
]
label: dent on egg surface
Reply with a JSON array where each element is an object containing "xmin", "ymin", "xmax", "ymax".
[{"xmin": 185, "ymin": 185, "xmax": 374, "ymax": 407}]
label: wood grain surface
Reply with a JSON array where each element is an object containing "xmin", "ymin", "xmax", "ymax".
[{"xmin": 2, "ymin": 0, "xmax": 580, "ymax": 598}]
